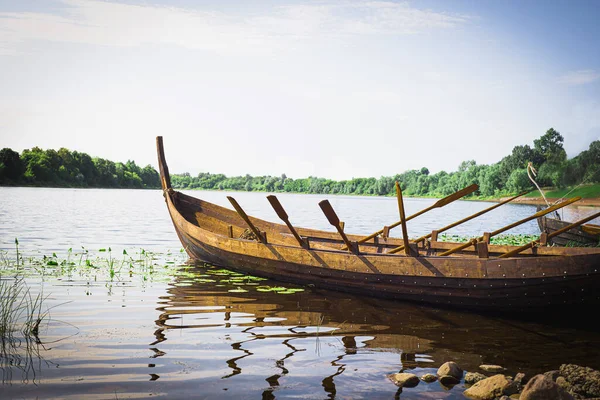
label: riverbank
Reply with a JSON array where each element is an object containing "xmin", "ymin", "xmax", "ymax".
[{"xmin": 502, "ymin": 196, "xmax": 600, "ymax": 207}]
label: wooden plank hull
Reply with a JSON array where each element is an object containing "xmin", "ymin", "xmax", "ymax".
[
  {"xmin": 180, "ymin": 232, "xmax": 600, "ymax": 310},
  {"xmin": 538, "ymin": 215, "xmax": 599, "ymax": 246},
  {"xmin": 166, "ymin": 193, "xmax": 600, "ymax": 311}
]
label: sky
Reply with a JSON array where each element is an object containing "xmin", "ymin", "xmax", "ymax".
[{"xmin": 0, "ymin": 0, "xmax": 599, "ymax": 180}]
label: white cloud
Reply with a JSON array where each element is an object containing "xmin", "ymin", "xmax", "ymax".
[
  {"xmin": 0, "ymin": 0, "xmax": 471, "ymax": 55},
  {"xmin": 559, "ymin": 69, "xmax": 600, "ymax": 85}
]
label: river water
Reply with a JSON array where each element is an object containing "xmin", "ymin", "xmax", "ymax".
[{"xmin": 1, "ymin": 187, "xmax": 599, "ymax": 399}]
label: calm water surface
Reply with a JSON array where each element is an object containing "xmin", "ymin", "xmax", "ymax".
[{"xmin": 1, "ymin": 187, "xmax": 599, "ymax": 399}]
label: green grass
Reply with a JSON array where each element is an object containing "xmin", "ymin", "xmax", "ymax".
[
  {"xmin": 524, "ymin": 183, "xmax": 600, "ymax": 198},
  {"xmin": 0, "ymin": 277, "xmax": 48, "ymax": 338}
]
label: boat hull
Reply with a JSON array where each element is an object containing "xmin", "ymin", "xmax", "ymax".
[
  {"xmin": 170, "ymin": 205, "xmax": 600, "ymax": 311},
  {"xmin": 538, "ymin": 215, "xmax": 599, "ymax": 246}
]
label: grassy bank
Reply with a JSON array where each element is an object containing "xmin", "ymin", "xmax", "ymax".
[{"xmin": 524, "ymin": 183, "xmax": 600, "ymax": 199}]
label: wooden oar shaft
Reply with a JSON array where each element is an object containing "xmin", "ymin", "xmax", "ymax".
[
  {"xmin": 345, "ymin": 183, "xmax": 479, "ymax": 249},
  {"xmin": 266, "ymin": 195, "xmax": 305, "ymax": 247},
  {"xmin": 499, "ymin": 210, "xmax": 600, "ymax": 258},
  {"xmin": 227, "ymin": 196, "xmax": 266, "ymax": 244},
  {"xmin": 388, "ymin": 190, "xmax": 529, "ymax": 254},
  {"xmin": 490, "ymin": 196, "xmax": 581, "ymax": 237},
  {"xmin": 319, "ymin": 200, "xmax": 355, "ymax": 252},
  {"xmin": 438, "ymin": 197, "xmax": 581, "ymax": 257},
  {"xmin": 396, "ymin": 182, "xmax": 411, "ymax": 255}
]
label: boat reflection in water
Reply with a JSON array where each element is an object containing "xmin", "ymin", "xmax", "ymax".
[{"xmin": 149, "ymin": 262, "xmax": 600, "ymax": 399}]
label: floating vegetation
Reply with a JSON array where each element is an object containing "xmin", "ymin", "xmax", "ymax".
[
  {"xmin": 228, "ymin": 288, "xmax": 249, "ymax": 293},
  {"xmin": 438, "ymin": 233, "xmax": 540, "ymax": 246},
  {"xmin": 1, "ymin": 240, "xmax": 307, "ymax": 310},
  {"xmin": 194, "ymin": 278, "xmax": 216, "ymax": 283},
  {"xmin": 1, "ymin": 242, "xmax": 189, "ymax": 285},
  {"xmin": 256, "ymin": 285, "xmax": 305, "ymax": 294}
]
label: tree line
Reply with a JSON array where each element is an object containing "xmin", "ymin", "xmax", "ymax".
[
  {"xmin": 1, "ymin": 128, "xmax": 599, "ymax": 197},
  {"xmin": 0, "ymin": 146, "xmax": 160, "ymax": 188},
  {"xmin": 169, "ymin": 128, "xmax": 600, "ymax": 198}
]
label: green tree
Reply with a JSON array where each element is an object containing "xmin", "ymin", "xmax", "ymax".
[
  {"xmin": 0, "ymin": 148, "xmax": 25, "ymax": 182},
  {"xmin": 534, "ymin": 128, "xmax": 566, "ymax": 164},
  {"xmin": 140, "ymin": 164, "xmax": 160, "ymax": 188},
  {"xmin": 21, "ymin": 147, "xmax": 57, "ymax": 183},
  {"xmin": 506, "ymin": 168, "xmax": 531, "ymax": 193}
]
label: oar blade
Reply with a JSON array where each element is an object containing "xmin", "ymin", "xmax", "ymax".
[
  {"xmin": 319, "ymin": 200, "xmax": 340, "ymax": 226},
  {"xmin": 433, "ymin": 184, "xmax": 478, "ymax": 208},
  {"xmin": 267, "ymin": 195, "xmax": 288, "ymax": 221}
]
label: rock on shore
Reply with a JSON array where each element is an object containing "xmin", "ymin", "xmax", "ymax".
[
  {"xmin": 520, "ymin": 374, "xmax": 574, "ymax": 400},
  {"xmin": 385, "ymin": 361, "xmax": 600, "ymax": 400},
  {"xmin": 559, "ymin": 364, "xmax": 600, "ymax": 398}
]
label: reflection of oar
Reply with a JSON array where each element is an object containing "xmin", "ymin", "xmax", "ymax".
[
  {"xmin": 227, "ymin": 196, "xmax": 266, "ymax": 243},
  {"xmin": 388, "ymin": 190, "xmax": 530, "ymax": 254},
  {"xmin": 319, "ymin": 200, "xmax": 355, "ymax": 253},
  {"xmin": 267, "ymin": 195, "xmax": 306, "ymax": 248},
  {"xmin": 395, "ymin": 182, "xmax": 411, "ymax": 255},
  {"xmin": 342, "ymin": 184, "xmax": 478, "ymax": 249},
  {"xmin": 499, "ymin": 210, "xmax": 600, "ymax": 258},
  {"xmin": 439, "ymin": 196, "xmax": 581, "ymax": 256}
]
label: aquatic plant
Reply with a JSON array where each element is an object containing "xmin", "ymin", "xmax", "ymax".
[
  {"xmin": 438, "ymin": 233, "xmax": 540, "ymax": 246},
  {"xmin": 0, "ymin": 240, "xmax": 49, "ymax": 339},
  {"xmin": 0, "ymin": 277, "xmax": 48, "ymax": 338}
]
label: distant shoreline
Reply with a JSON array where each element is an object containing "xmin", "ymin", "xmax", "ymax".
[
  {"xmin": 4, "ymin": 183, "xmax": 600, "ymax": 207},
  {"xmin": 500, "ymin": 196, "xmax": 600, "ymax": 207}
]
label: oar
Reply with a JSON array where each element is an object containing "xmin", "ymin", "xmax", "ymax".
[
  {"xmin": 498, "ymin": 210, "xmax": 600, "ymax": 258},
  {"xmin": 227, "ymin": 196, "xmax": 266, "ymax": 244},
  {"xmin": 387, "ymin": 190, "xmax": 531, "ymax": 254},
  {"xmin": 319, "ymin": 199, "xmax": 355, "ymax": 253},
  {"xmin": 342, "ymin": 183, "xmax": 478, "ymax": 249},
  {"xmin": 267, "ymin": 195, "xmax": 306, "ymax": 248},
  {"xmin": 438, "ymin": 196, "xmax": 581, "ymax": 256},
  {"xmin": 395, "ymin": 182, "xmax": 411, "ymax": 255}
]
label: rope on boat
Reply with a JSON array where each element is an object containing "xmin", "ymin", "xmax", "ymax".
[
  {"xmin": 239, "ymin": 228, "xmax": 260, "ymax": 241},
  {"xmin": 527, "ymin": 162, "xmax": 561, "ymax": 220},
  {"xmin": 548, "ymin": 166, "xmax": 598, "ymax": 206}
]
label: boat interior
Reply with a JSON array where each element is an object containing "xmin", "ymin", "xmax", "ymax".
[{"xmin": 167, "ymin": 189, "xmax": 600, "ymax": 260}]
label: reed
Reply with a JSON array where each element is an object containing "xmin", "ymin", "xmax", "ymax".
[{"xmin": 0, "ymin": 277, "xmax": 48, "ymax": 338}]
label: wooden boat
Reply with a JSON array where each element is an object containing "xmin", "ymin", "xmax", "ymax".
[
  {"xmin": 528, "ymin": 164, "xmax": 599, "ymax": 246},
  {"xmin": 157, "ymin": 137, "xmax": 600, "ymax": 311},
  {"xmin": 537, "ymin": 210, "xmax": 599, "ymax": 247}
]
